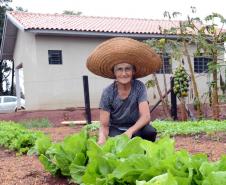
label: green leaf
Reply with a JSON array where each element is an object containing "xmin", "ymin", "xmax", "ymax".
[
  {"xmin": 113, "ymin": 155, "xmax": 151, "ymax": 180},
  {"xmin": 141, "ymin": 137, "xmax": 175, "ymax": 160},
  {"xmin": 82, "ymin": 159, "xmax": 100, "ymax": 184},
  {"xmin": 35, "ymin": 134, "xmax": 52, "ymax": 155},
  {"xmin": 87, "ymin": 139, "xmax": 104, "ymax": 160},
  {"xmin": 202, "ymin": 171, "xmax": 226, "ymax": 185},
  {"xmin": 102, "ymin": 134, "xmax": 130, "ymax": 154},
  {"xmin": 136, "ymin": 172, "xmax": 178, "ymax": 185},
  {"xmin": 39, "ymin": 154, "xmax": 59, "ymax": 175},
  {"xmin": 82, "ymin": 154, "xmax": 118, "ymax": 184},
  {"xmin": 70, "ymin": 153, "xmax": 87, "ymax": 184},
  {"xmin": 218, "ymin": 156, "xmax": 226, "ymax": 171},
  {"xmin": 117, "ymin": 137, "xmax": 145, "ymax": 158},
  {"xmin": 61, "ymin": 129, "xmax": 88, "ymax": 161}
]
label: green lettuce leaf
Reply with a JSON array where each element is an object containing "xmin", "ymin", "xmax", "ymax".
[
  {"xmin": 202, "ymin": 171, "xmax": 226, "ymax": 185},
  {"xmin": 136, "ymin": 172, "xmax": 178, "ymax": 185}
]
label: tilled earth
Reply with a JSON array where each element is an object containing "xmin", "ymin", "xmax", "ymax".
[{"xmin": 0, "ymin": 126, "xmax": 226, "ymax": 185}]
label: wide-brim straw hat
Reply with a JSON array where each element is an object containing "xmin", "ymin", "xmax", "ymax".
[{"xmin": 86, "ymin": 37, "xmax": 162, "ymax": 79}]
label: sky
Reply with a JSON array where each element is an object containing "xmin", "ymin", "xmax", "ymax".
[{"xmin": 10, "ymin": 0, "xmax": 226, "ymax": 20}]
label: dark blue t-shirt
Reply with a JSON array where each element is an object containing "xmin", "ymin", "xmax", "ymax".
[{"xmin": 99, "ymin": 79, "xmax": 148, "ymax": 130}]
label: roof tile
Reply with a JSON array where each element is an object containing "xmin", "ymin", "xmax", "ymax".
[{"xmin": 9, "ymin": 11, "xmax": 181, "ymax": 34}]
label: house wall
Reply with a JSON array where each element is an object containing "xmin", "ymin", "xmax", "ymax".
[
  {"xmin": 13, "ymin": 30, "xmax": 37, "ymax": 108},
  {"xmin": 34, "ymin": 36, "xmax": 114, "ymax": 110},
  {"xmin": 145, "ymin": 45, "xmax": 225, "ymax": 107},
  {"xmin": 13, "ymin": 33, "xmax": 225, "ymax": 110},
  {"xmin": 15, "ymin": 35, "xmax": 113, "ymax": 110}
]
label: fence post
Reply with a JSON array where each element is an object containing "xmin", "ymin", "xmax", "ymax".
[
  {"xmin": 83, "ymin": 75, "xmax": 92, "ymax": 124},
  {"xmin": 170, "ymin": 77, "xmax": 177, "ymax": 120}
]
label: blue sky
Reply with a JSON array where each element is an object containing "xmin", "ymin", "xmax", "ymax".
[{"xmin": 10, "ymin": 0, "xmax": 226, "ymax": 20}]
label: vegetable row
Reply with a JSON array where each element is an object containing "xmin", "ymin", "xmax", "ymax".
[{"xmin": 34, "ymin": 129, "xmax": 226, "ymax": 185}]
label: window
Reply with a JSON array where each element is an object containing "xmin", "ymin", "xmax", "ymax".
[
  {"xmin": 4, "ymin": 97, "xmax": 17, "ymax": 103},
  {"xmin": 194, "ymin": 56, "xmax": 212, "ymax": 73},
  {"xmin": 48, "ymin": 50, "xmax": 62, "ymax": 64},
  {"xmin": 156, "ymin": 53, "xmax": 172, "ymax": 74}
]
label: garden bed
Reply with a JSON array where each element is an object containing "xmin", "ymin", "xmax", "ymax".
[
  {"xmin": 0, "ymin": 109, "xmax": 226, "ymax": 185},
  {"xmin": 0, "ymin": 125, "xmax": 226, "ymax": 185}
]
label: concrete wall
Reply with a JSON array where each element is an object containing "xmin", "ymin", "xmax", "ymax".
[
  {"xmin": 13, "ymin": 30, "xmax": 37, "ymax": 108},
  {"xmin": 145, "ymin": 44, "xmax": 225, "ymax": 106},
  {"xmin": 13, "ymin": 33, "xmax": 225, "ymax": 110},
  {"xmin": 15, "ymin": 34, "xmax": 113, "ymax": 110}
]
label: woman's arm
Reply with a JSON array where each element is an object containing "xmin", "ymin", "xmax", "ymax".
[
  {"xmin": 98, "ymin": 109, "xmax": 110, "ymax": 145},
  {"xmin": 124, "ymin": 101, "xmax": 151, "ymax": 138}
]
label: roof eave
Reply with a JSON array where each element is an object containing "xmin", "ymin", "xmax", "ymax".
[
  {"xmin": 6, "ymin": 12, "xmax": 24, "ymax": 31},
  {"xmin": 28, "ymin": 29, "xmax": 179, "ymax": 39},
  {"xmin": 0, "ymin": 13, "xmax": 19, "ymax": 60}
]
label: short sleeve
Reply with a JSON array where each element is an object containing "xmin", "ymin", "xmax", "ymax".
[
  {"xmin": 99, "ymin": 88, "xmax": 111, "ymax": 112},
  {"xmin": 137, "ymin": 81, "xmax": 148, "ymax": 103}
]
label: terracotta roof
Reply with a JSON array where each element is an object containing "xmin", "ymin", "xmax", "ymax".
[{"xmin": 8, "ymin": 11, "xmax": 181, "ymax": 34}]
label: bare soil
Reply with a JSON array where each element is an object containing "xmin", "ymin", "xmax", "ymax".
[{"xmin": 0, "ymin": 109, "xmax": 226, "ymax": 185}]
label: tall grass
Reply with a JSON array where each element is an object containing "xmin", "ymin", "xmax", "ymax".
[{"xmin": 20, "ymin": 118, "xmax": 52, "ymax": 129}]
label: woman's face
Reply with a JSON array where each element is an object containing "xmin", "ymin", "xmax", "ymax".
[{"xmin": 113, "ymin": 63, "xmax": 134, "ymax": 85}]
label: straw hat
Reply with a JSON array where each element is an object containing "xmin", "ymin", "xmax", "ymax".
[{"xmin": 86, "ymin": 37, "xmax": 162, "ymax": 79}]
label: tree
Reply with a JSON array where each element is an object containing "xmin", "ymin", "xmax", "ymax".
[
  {"xmin": 0, "ymin": 1, "xmax": 12, "ymax": 30},
  {"xmin": 191, "ymin": 13, "xmax": 226, "ymax": 120},
  {"xmin": 0, "ymin": 61, "xmax": 11, "ymax": 95},
  {"xmin": 62, "ymin": 10, "xmax": 82, "ymax": 15},
  {"xmin": 15, "ymin": 6, "xmax": 28, "ymax": 12},
  {"xmin": 0, "ymin": 1, "xmax": 13, "ymax": 95},
  {"xmin": 162, "ymin": 9, "xmax": 226, "ymax": 120},
  {"xmin": 145, "ymin": 39, "xmax": 171, "ymax": 118},
  {"xmin": 160, "ymin": 10, "xmax": 204, "ymax": 119},
  {"xmin": 0, "ymin": 0, "xmax": 12, "ymax": 6}
]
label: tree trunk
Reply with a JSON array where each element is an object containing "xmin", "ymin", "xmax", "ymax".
[
  {"xmin": 161, "ymin": 53, "xmax": 170, "ymax": 113},
  {"xmin": 11, "ymin": 60, "xmax": 14, "ymax": 95},
  {"xmin": 179, "ymin": 97, "xmax": 188, "ymax": 121},
  {"xmin": 153, "ymin": 73, "xmax": 171, "ymax": 118},
  {"xmin": 0, "ymin": 60, "xmax": 4, "ymax": 95},
  {"xmin": 183, "ymin": 41, "xmax": 203, "ymax": 118},
  {"xmin": 211, "ymin": 54, "xmax": 220, "ymax": 120}
]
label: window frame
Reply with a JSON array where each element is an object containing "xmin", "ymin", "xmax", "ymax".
[
  {"xmin": 48, "ymin": 50, "xmax": 63, "ymax": 65},
  {"xmin": 194, "ymin": 56, "xmax": 212, "ymax": 73},
  {"xmin": 156, "ymin": 53, "xmax": 172, "ymax": 74}
]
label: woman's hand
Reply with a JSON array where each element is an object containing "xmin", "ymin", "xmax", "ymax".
[
  {"xmin": 97, "ymin": 137, "xmax": 106, "ymax": 145},
  {"xmin": 123, "ymin": 101, "xmax": 151, "ymax": 139},
  {"xmin": 98, "ymin": 110, "xmax": 110, "ymax": 145},
  {"xmin": 123, "ymin": 129, "xmax": 133, "ymax": 139}
]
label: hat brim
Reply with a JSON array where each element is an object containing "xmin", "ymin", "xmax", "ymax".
[{"xmin": 87, "ymin": 37, "xmax": 162, "ymax": 79}]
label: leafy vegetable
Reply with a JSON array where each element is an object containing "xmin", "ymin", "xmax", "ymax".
[
  {"xmin": 1, "ymin": 120, "xmax": 226, "ymax": 185},
  {"xmin": 0, "ymin": 121, "xmax": 45, "ymax": 154},
  {"xmin": 36, "ymin": 131, "xmax": 226, "ymax": 185}
]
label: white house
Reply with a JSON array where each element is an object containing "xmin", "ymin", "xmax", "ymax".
[{"xmin": 0, "ymin": 11, "xmax": 224, "ymax": 110}]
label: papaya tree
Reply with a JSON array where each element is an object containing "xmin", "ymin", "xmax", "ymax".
[
  {"xmin": 185, "ymin": 13, "xmax": 226, "ymax": 120},
  {"xmin": 163, "ymin": 9, "xmax": 226, "ymax": 120},
  {"xmin": 145, "ymin": 31, "xmax": 191, "ymax": 120},
  {"xmin": 145, "ymin": 38, "xmax": 171, "ymax": 118},
  {"xmin": 161, "ymin": 11, "xmax": 204, "ymax": 119}
]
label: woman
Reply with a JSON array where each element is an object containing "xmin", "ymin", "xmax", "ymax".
[{"xmin": 87, "ymin": 37, "xmax": 162, "ymax": 145}]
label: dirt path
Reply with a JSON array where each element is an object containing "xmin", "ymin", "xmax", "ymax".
[
  {"xmin": 174, "ymin": 132, "xmax": 226, "ymax": 161},
  {"xmin": 0, "ymin": 148, "xmax": 69, "ymax": 185}
]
